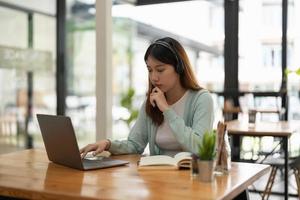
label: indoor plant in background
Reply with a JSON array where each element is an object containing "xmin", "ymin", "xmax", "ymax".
[
  {"xmin": 197, "ymin": 130, "xmax": 217, "ymax": 182},
  {"xmin": 120, "ymin": 88, "xmax": 139, "ymax": 128}
]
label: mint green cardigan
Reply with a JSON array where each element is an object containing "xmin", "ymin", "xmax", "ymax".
[{"xmin": 109, "ymin": 89, "xmax": 214, "ymax": 155}]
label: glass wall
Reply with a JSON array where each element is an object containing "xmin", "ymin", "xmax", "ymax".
[
  {"xmin": 287, "ymin": 0, "xmax": 300, "ymax": 120},
  {"xmin": 238, "ymin": 0, "xmax": 300, "ymax": 160},
  {"xmin": 239, "ymin": 0, "xmax": 282, "ymax": 92},
  {"xmin": 0, "ymin": 6, "xmax": 28, "ymax": 48},
  {"xmin": 0, "ymin": 4, "xmax": 56, "ymax": 151},
  {"xmin": 66, "ymin": 0, "xmax": 96, "ymax": 147},
  {"xmin": 237, "ymin": 0, "xmax": 289, "ymax": 123},
  {"xmin": 0, "ymin": 6, "xmax": 27, "ymax": 151},
  {"xmin": 238, "ymin": 0, "xmax": 300, "ymax": 121},
  {"xmin": 286, "ymin": 0, "xmax": 300, "ymax": 157},
  {"xmin": 32, "ymin": 13, "xmax": 56, "ymax": 147}
]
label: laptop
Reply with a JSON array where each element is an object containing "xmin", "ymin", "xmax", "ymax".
[{"xmin": 37, "ymin": 114, "xmax": 129, "ymax": 170}]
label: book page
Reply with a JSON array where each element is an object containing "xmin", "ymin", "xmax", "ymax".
[
  {"xmin": 174, "ymin": 152, "xmax": 192, "ymax": 160},
  {"xmin": 139, "ymin": 155, "xmax": 177, "ymax": 166},
  {"xmin": 174, "ymin": 152, "xmax": 192, "ymax": 168}
]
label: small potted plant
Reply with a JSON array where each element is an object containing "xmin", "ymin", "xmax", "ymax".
[{"xmin": 197, "ymin": 130, "xmax": 217, "ymax": 182}]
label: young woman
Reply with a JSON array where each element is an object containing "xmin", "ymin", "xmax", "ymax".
[{"xmin": 80, "ymin": 37, "xmax": 214, "ymax": 157}]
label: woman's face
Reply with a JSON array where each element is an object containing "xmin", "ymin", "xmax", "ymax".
[{"xmin": 146, "ymin": 55, "xmax": 181, "ymax": 93}]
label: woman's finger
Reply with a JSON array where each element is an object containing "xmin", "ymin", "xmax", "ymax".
[
  {"xmin": 149, "ymin": 96, "xmax": 156, "ymax": 107},
  {"xmin": 94, "ymin": 146, "xmax": 104, "ymax": 156},
  {"xmin": 81, "ymin": 150, "xmax": 88, "ymax": 159},
  {"xmin": 152, "ymin": 87, "xmax": 159, "ymax": 93},
  {"xmin": 80, "ymin": 144, "xmax": 95, "ymax": 158},
  {"xmin": 153, "ymin": 87, "xmax": 162, "ymax": 93},
  {"xmin": 79, "ymin": 147, "xmax": 85, "ymax": 154}
]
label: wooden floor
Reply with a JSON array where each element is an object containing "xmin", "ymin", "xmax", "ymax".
[{"xmin": 0, "ymin": 136, "xmax": 298, "ymax": 200}]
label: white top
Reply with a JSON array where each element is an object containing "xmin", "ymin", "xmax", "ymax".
[{"xmin": 156, "ymin": 91, "xmax": 189, "ymax": 156}]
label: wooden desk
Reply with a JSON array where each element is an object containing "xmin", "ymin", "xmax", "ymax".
[
  {"xmin": 226, "ymin": 120, "xmax": 296, "ymax": 137},
  {"xmin": 0, "ymin": 149, "xmax": 270, "ymax": 200},
  {"xmin": 226, "ymin": 120, "xmax": 298, "ymax": 200}
]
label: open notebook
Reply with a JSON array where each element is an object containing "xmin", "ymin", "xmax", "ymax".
[{"xmin": 138, "ymin": 152, "xmax": 192, "ymax": 170}]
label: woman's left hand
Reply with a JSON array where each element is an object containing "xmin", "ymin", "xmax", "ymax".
[{"xmin": 150, "ymin": 87, "xmax": 170, "ymax": 112}]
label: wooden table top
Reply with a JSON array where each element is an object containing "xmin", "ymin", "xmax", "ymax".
[
  {"xmin": 0, "ymin": 149, "xmax": 270, "ymax": 200},
  {"xmin": 226, "ymin": 120, "xmax": 298, "ymax": 137}
]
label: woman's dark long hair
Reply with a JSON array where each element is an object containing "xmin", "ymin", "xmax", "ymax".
[{"xmin": 144, "ymin": 37, "xmax": 202, "ymax": 125}]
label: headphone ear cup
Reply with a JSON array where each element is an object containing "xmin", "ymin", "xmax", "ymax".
[
  {"xmin": 176, "ymin": 58, "xmax": 184, "ymax": 74},
  {"xmin": 153, "ymin": 40, "xmax": 184, "ymax": 74}
]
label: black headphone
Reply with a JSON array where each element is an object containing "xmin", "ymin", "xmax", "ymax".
[{"xmin": 153, "ymin": 40, "xmax": 184, "ymax": 75}]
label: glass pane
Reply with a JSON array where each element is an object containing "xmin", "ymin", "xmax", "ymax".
[
  {"xmin": 0, "ymin": 5, "xmax": 56, "ymax": 151},
  {"xmin": 239, "ymin": 0, "xmax": 282, "ymax": 91},
  {"xmin": 32, "ymin": 13, "xmax": 57, "ymax": 147},
  {"xmin": 0, "ymin": 6, "xmax": 28, "ymax": 153},
  {"xmin": 287, "ymin": 0, "xmax": 300, "ymax": 120},
  {"xmin": 66, "ymin": 0, "xmax": 96, "ymax": 146},
  {"xmin": 0, "ymin": 6, "xmax": 27, "ymax": 48}
]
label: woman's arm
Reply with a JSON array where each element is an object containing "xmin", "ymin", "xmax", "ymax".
[{"xmin": 109, "ymin": 103, "xmax": 149, "ymax": 155}]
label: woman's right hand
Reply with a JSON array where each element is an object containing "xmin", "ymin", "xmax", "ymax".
[{"xmin": 79, "ymin": 139, "xmax": 111, "ymax": 159}]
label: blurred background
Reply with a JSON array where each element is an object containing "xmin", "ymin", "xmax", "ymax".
[
  {"xmin": 0, "ymin": 0, "xmax": 300, "ymax": 159},
  {"xmin": 1, "ymin": 0, "xmax": 300, "ymax": 198}
]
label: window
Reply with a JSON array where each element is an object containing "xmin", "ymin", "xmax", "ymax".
[
  {"xmin": 0, "ymin": 5, "xmax": 56, "ymax": 149},
  {"xmin": 239, "ymin": 0, "xmax": 282, "ymax": 92},
  {"xmin": 287, "ymin": 0, "xmax": 300, "ymax": 120},
  {"xmin": 66, "ymin": 0, "xmax": 96, "ymax": 146}
]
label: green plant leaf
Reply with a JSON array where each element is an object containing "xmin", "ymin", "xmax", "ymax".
[
  {"xmin": 120, "ymin": 88, "xmax": 139, "ymax": 128},
  {"xmin": 198, "ymin": 130, "xmax": 217, "ymax": 161},
  {"xmin": 121, "ymin": 88, "xmax": 135, "ymax": 109},
  {"xmin": 296, "ymin": 68, "xmax": 300, "ymax": 76},
  {"xmin": 285, "ymin": 69, "xmax": 292, "ymax": 77}
]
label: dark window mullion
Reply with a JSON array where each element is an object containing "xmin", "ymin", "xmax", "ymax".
[
  {"xmin": 281, "ymin": 0, "xmax": 288, "ymax": 120},
  {"xmin": 56, "ymin": 0, "xmax": 66, "ymax": 115},
  {"xmin": 224, "ymin": 0, "xmax": 239, "ymax": 108}
]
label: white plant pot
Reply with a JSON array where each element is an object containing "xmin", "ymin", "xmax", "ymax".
[{"xmin": 197, "ymin": 160, "xmax": 216, "ymax": 182}]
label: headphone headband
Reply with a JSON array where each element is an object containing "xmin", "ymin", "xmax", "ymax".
[{"xmin": 153, "ymin": 40, "xmax": 184, "ymax": 74}]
